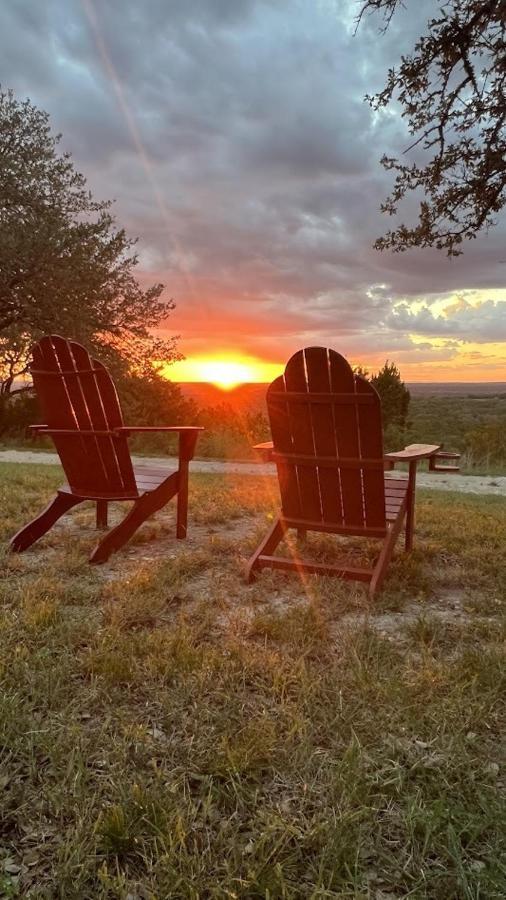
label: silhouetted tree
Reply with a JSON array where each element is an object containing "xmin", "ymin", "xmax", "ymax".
[
  {"xmin": 371, "ymin": 361, "xmax": 410, "ymax": 431},
  {"xmin": 0, "ymin": 328, "xmax": 31, "ymax": 396},
  {"xmin": 0, "ymin": 87, "xmax": 177, "ymax": 371},
  {"xmin": 359, "ymin": 1, "xmax": 506, "ymax": 255},
  {"xmin": 0, "ymin": 88, "xmax": 195, "ymax": 437}
]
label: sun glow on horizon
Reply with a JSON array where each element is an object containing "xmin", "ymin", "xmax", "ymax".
[{"xmin": 163, "ymin": 355, "xmax": 283, "ymax": 389}]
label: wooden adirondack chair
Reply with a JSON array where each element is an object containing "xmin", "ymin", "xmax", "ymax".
[
  {"xmin": 10, "ymin": 335, "xmax": 203, "ymax": 563},
  {"xmin": 247, "ymin": 347, "xmax": 442, "ymax": 597}
]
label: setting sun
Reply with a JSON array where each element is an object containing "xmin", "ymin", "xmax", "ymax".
[
  {"xmin": 192, "ymin": 360, "xmax": 255, "ymax": 389},
  {"xmin": 164, "ymin": 355, "xmax": 283, "ymax": 389}
]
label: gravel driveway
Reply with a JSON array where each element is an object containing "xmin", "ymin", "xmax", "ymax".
[{"xmin": 1, "ymin": 449, "xmax": 505, "ymax": 496}]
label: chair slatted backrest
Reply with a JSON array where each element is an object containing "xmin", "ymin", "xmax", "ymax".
[
  {"xmin": 267, "ymin": 347, "xmax": 386, "ymax": 530},
  {"xmin": 31, "ymin": 335, "xmax": 137, "ymax": 498}
]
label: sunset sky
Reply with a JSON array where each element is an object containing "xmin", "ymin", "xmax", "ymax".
[{"xmin": 3, "ymin": 0, "xmax": 505, "ymax": 382}]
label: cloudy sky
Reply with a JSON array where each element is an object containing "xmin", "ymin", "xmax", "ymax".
[{"xmin": 3, "ymin": 0, "xmax": 505, "ymax": 380}]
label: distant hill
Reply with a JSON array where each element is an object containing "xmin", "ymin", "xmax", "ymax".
[
  {"xmin": 179, "ymin": 381, "xmax": 506, "ymax": 413},
  {"xmin": 407, "ymin": 382, "xmax": 506, "ymax": 397},
  {"xmin": 180, "ymin": 382, "xmax": 269, "ymax": 413}
]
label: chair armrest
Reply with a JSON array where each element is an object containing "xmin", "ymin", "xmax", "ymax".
[
  {"xmin": 30, "ymin": 425, "xmax": 205, "ymax": 435},
  {"xmin": 253, "ymin": 441, "xmax": 274, "ymax": 462},
  {"xmin": 428, "ymin": 449, "xmax": 461, "ymax": 473},
  {"xmin": 26, "ymin": 424, "xmax": 49, "ymax": 442},
  {"xmin": 26, "ymin": 424, "xmax": 203, "ymax": 463},
  {"xmin": 116, "ymin": 426, "xmax": 203, "ymax": 462},
  {"xmin": 385, "ymin": 443, "xmax": 441, "ymax": 463},
  {"xmin": 115, "ymin": 426, "xmax": 203, "ymax": 435},
  {"xmin": 29, "ymin": 426, "xmax": 114, "ymax": 436}
]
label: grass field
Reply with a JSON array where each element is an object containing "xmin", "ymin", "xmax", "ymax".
[{"xmin": 1, "ymin": 462, "xmax": 506, "ymax": 898}]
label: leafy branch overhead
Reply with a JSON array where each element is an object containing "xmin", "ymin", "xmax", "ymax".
[{"xmin": 359, "ymin": 0, "xmax": 506, "ymax": 255}]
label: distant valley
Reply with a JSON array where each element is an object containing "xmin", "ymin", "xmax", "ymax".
[
  {"xmin": 179, "ymin": 382, "xmax": 268, "ymax": 412},
  {"xmin": 179, "ymin": 381, "xmax": 506, "ymax": 414}
]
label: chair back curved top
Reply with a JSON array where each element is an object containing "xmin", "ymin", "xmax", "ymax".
[
  {"xmin": 266, "ymin": 346, "xmax": 386, "ymax": 531},
  {"xmin": 31, "ymin": 335, "xmax": 137, "ymax": 498}
]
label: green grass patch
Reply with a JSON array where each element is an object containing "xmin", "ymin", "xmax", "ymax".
[{"xmin": 0, "ymin": 462, "xmax": 505, "ymax": 896}]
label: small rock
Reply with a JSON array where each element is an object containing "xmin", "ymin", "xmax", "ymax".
[
  {"xmin": 422, "ymin": 753, "xmax": 446, "ymax": 769},
  {"xmin": 484, "ymin": 762, "xmax": 500, "ymax": 777},
  {"xmin": 470, "ymin": 860, "xmax": 486, "ymax": 873},
  {"xmin": 4, "ymin": 860, "xmax": 21, "ymax": 874},
  {"xmin": 150, "ymin": 726, "xmax": 166, "ymax": 740}
]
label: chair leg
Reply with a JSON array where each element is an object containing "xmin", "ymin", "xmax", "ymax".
[
  {"xmin": 369, "ymin": 509, "xmax": 406, "ymax": 599},
  {"xmin": 96, "ymin": 501, "xmax": 108, "ymax": 529},
  {"xmin": 405, "ymin": 460, "xmax": 417, "ymax": 551},
  {"xmin": 10, "ymin": 492, "xmax": 82, "ymax": 553},
  {"xmin": 176, "ymin": 462, "xmax": 188, "ymax": 539},
  {"xmin": 90, "ymin": 473, "xmax": 179, "ymax": 564},
  {"xmin": 246, "ymin": 517, "xmax": 286, "ymax": 583}
]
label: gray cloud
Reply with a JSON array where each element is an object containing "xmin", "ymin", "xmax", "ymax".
[
  {"xmin": 386, "ymin": 298, "xmax": 506, "ymax": 343},
  {"xmin": 1, "ymin": 0, "xmax": 505, "ymax": 372}
]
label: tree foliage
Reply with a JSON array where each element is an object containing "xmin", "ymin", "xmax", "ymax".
[
  {"xmin": 359, "ymin": 0, "xmax": 506, "ymax": 254},
  {"xmin": 0, "ymin": 87, "xmax": 196, "ymax": 433},
  {"xmin": 0, "ymin": 87, "xmax": 177, "ymax": 374},
  {"xmin": 0, "ymin": 327, "xmax": 32, "ymax": 396},
  {"xmin": 197, "ymin": 403, "xmax": 270, "ymax": 459},
  {"xmin": 464, "ymin": 421, "xmax": 506, "ymax": 467},
  {"xmin": 371, "ymin": 360, "xmax": 410, "ymax": 431}
]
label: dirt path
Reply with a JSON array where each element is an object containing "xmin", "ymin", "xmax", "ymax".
[{"xmin": 1, "ymin": 448, "xmax": 505, "ymax": 496}]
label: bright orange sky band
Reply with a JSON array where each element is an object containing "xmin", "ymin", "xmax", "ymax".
[
  {"xmin": 164, "ymin": 355, "xmax": 283, "ymax": 389},
  {"xmin": 162, "ymin": 290, "xmax": 506, "ymax": 388},
  {"xmin": 165, "ymin": 341, "xmax": 506, "ymax": 389}
]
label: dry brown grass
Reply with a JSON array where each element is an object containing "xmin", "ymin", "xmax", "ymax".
[{"xmin": 0, "ymin": 462, "xmax": 505, "ymax": 897}]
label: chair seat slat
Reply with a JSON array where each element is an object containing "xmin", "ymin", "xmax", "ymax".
[
  {"xmin": 69, "ymin": 341, "xmax": 136, "ymax": 493},
  {"xmin": 304, "ymin": 347, "xmax": 344, "ymax": 525},
  {"xmin": 328, "ymin": 350, "xmax": 365, "ymax": 527},
  {"xmin": 284, "ymin": 349, "xmax": 322, "ymax": 522},
  {"xmin": 256, "ymin": 554, "xmax": 373, "ymax": 581},
  {"xmin": 53, "ymin": 336, "xmax": 120, "ymax": 493},
  {"xmin": 282, "ymin": 516, "xmax": 387, "ymax": 537},
  {"xmin": 356, "ymin": 375, "xmax": 386, "ymax": 527}
]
